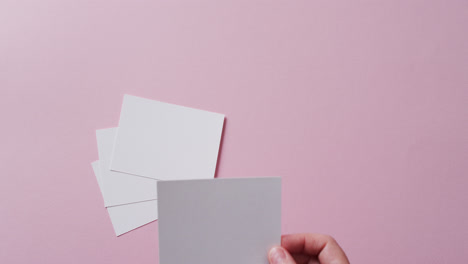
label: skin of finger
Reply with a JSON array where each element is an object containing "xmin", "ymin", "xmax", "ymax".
[
  {"xmin": 291, "ymin": 253, "xmax": 320, "ymax": 264},
  {"xmin": 268, "ymin": 246, "xmax": 297, "ymax": 264},
  {"xmin": 320, "ymin": 240, "xmax": 349, "ymax": 264},
  {"xmin": 281, "ymin": 233, "xmax": 350, "ymax": 264},
  {"xmin": 291, "ymin": 253, "xmax": 310, "ymax": 264},
  {"xmin": 307, "ymin": 256, "xmax": 320, "ymax": 264}
]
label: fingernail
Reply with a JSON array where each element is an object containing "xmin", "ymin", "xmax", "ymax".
[{"xmin": 269, "ymin": 247, "xmax": 286, "ymax": 264}]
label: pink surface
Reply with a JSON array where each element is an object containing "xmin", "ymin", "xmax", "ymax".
[{"xmin": 1, "ymin": 1, "xmax": 467, "ymax": 263}]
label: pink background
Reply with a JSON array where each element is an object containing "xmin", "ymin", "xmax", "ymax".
[{"xmin": 1, "ymin": 0, "xmax": 467, "ymax": 263}]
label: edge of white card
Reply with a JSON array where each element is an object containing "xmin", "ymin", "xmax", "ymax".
[
  {"xmin": 96, "ymin": 127, "xmax": 158, "ymax": 206},
  {"xmin": 91, "ymin": 161, "xmax": 158, "ymax": 236},
  {"xmin": 120, "ymin": 94, "xmax": 226, "ymax": 118}
]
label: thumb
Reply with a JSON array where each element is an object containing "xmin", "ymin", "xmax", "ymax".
[{"xmin": 268, "ymin": 246, "xmax": 296, "ymax": 264}]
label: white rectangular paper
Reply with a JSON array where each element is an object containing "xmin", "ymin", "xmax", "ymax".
[
  {"xmin": 91, "ymin": 161, "xmax": 158, "ymax": 236},
  {"xmin": 110, "ymin": 95, "xmax": 225, "ymax": 180},
  {"xmin": 96, "ymin": 128, "xmax": 157, "ymax": 206},
  {"xmin": 157, "ymin": 178, "xmax": 281, "ymax": 264}
]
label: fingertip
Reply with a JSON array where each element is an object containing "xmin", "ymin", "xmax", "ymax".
[{"xmin": 268, "ymin": 246, "xmax": 286, "ymax": 264}]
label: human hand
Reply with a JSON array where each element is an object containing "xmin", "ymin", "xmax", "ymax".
[{"xmin": 268, "ymin": 233, "xmax": 350, "ymax": 264}]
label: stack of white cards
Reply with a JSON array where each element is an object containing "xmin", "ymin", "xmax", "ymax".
[{"xmin": 92, "ymin": 94, "xmax": 225, "ymax": 236}]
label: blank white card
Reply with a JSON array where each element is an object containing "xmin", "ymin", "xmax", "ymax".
[
  {"xmin": 158, "ymin": 178, "xmax": 281, "ymax": 264},
  {"xmin": 110, "ymin": 95, "xmax": 225, "ymax": 180}
]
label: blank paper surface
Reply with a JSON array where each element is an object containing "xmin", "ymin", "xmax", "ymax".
[
  {"xmin": 91, "ymin": 161, "xmax": 158, "ymax": 236},
  {"xmin": 96, "ymin": 128, "xmax": 157, "ymax": 206},
  {"xmin": 157, "ymin": 178, "xmax": 281, "ymax": 264},
  {"xmin": 110, "ymin": 95, "xmax": 225, "ymax": 180}
]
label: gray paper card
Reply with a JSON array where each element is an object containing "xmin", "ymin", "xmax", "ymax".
[{"xmin": 158, "ymin": 177, "xmax": 281, "ymax": 264}]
